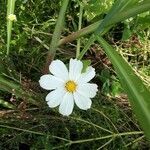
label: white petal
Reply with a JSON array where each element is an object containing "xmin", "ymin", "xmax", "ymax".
[
  {"xmin": 69, "ymin": 58, "xmax": 83, "ymax": 81},
  {"xmin": 77, "ymin": 83, "xmax": 98, "ymax": 98},
  {"xmin": 46, "ymin": 87, "xmax": 66, "ymax": 108},
  {"xmin": 49, "ymin": 60, "xmax": 69, "ymax": 81},
  {"xmin": 59, "ymin": 92, "xmax": 74, "ymax": 116},
  {"xmin": 77, "ymin": 66, "xmax": 95, "ymax": 84},
  {"xmin": 39, "ymin": 74, "xmax": 64, "ymax": 90},
  {"xmin": 73, "ymin": 92, "xmax": 92, "ymax": 110}
]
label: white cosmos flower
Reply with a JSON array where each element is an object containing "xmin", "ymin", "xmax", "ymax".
[{"xmin": 39, "ymin": 59, "xmax": 98, "ymax": 116}]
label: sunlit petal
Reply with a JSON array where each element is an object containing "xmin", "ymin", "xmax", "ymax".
[
  {"xmin": 39, "ymin": 74, "xmax": 64, "ymax": 90},
  {"xmin": 73, "ymin": 92, "xmax": 92, "ymax": 110},
  {"xmin": 77, "ymin": 83, "xmax": 98, "ymax": 98},
  {"xmin": 49, "ymin": 60, "xmax": 69, "ymax": 81},
  {"xmin": 46, "ymin": 87, "xmax": 66, "ymax": 108},
  {"xmin": 69, "ymin": 58, "xmax": 83, "ymax": 81},
  {"xmin": 77, "ymin": 66, "xmax": 95, "ymax": 84},
  {"xmin": 59, "ymin": 92, "xmax": 74, "ymax": 116}
]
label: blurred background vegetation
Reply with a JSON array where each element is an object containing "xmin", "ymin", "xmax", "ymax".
[{"xmin": 0, "ymin": 0, "xmax": 150, "ymax": 149}]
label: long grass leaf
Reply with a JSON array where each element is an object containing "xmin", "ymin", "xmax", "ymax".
[
  {"xmin": 0, "ymin": 98, "xmax": 15, "ymax": 109},
  {"xmin": 97, "ymin": 36, "xmax": 150, "ymax": 140},
  {"xmin": 0, "ymin": 75, "xmax": 41, "ymax": 106},
  {"xmin": 44, "ymin": 0, "xmax": 70, "ymax": 73}
]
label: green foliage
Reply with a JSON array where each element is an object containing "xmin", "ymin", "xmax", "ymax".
[
  {"xmin": 82, "ymin": 0, "xmax": 114, "ymax": 21},
  {"xmin": 96, "ymin": 0, "xmax": 150, "ymax": 34},
  {"xmin": 98, "ymin": 68, "xmax": 123, "ymax": 96},
  {"xmin": 0, "ymin": 0, "xmax": 150, "ymax": 149},
  {"xmin": 1, "ymin": 100, "xmax": 149, "ymax": 149}
]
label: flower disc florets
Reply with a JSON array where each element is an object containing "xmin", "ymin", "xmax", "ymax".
[{"xmin": 7, "ymin": 14, "xmax": 17, "ymax": 21}]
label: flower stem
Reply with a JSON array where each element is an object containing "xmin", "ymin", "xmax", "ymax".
[
  {"xmin": 43, "ymin": 0, "xmax": 70, "ymax": 74},
  {"xmin": 7, "ymin": 0, "xmax": 16, "ymax": 55},
  {"xmin": 76, "ymin": 4, "xmax": 83, "ymax": 58}
]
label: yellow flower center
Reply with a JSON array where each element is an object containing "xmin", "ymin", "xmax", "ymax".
[
  {"xmin": 8, "ymin": 14, "xmax": 17, "ymax": 21},
  {"xmin": 65, "ymin": 81, "xmax": 77, "ymax": 93}
]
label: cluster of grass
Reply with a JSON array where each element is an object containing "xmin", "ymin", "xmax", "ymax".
[
  {"xmin": 0, "ymin": 0, "xmax": 150, "ymax": 149},
  {"xmin": 1, "ymin": 97, "xmax": 149, "ymax": 149}
]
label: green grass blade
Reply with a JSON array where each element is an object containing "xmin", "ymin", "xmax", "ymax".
[
  {"xmin": 44, "ymin": 0, "xmax": 70, "ymax": 73},
  {"xmin": 7, "ymin": 0, "xmax": 16, "ymax": 55},
  {"xmin": 97, "ymin": 36, "xmax": 150, "ymax": 140},
  {"xmin": 49, "ymin": 0, "xmax": 70, "ymax": 54},
  {"xmin": 0, "ymin": 98, "xmax": 15, "ymax": 109},
  {"xmin": 78, "ymin": 35, "xmax": 95, "ymax": 60},
  {"xmin": 0, "ymin": 75, "xmax": 41, "ymax": 106},
  {"xmin": 76, "ymin": 4, "xmax": 83, "ymax": 58}
]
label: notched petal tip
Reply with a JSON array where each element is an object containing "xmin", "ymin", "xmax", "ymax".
[
  {"xmin": 77, "ymin": 66, "xmax": 96, "ymax": 84},
  {"xmin": 86, "ymin": 66, "xmax": 95, "ymax": 74},
  {"xmin": 69, "ymin": 58, "xmax": 83, "ymax": 81}
]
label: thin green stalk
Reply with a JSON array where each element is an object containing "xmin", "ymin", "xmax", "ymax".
[
  {"xmin": 125, "ymin": 135, "xmax": 145, "ymax": 147},
  {"xmin": 7, "ymin": 0, "xmax": 16, "ymax": 55},
  {"xmin": 0, "ymin": 124, "xmax": 142, "ymax": 149},
  {"xmin": 0, "ymin": 124, "xmax": 71, "ymax": 142},
  {"xmin": 49, "ymin": 0, "xmax": 69, "ymax": 54},
  {"xmin": 53, "ymin": 131, "xmax": 143, "ymax": 149},
  {"xmin": 76, "ymin": 5, "xmax": 83, "ymax": 58},
  {"xmin": 70, "ymin": 131, "xmax": 143, "ymax": 144},
  {"xmin": 77, "ymin": 35, "xmax": 95, "ymax": 60},
  {"xmin": 91, "ymin": 108, "xmax": 119, "ymax": 133},
  {"xmin": 44, "ymin": 0, "xmax": 70, "ymax": 73},
  {"xmin": 0, "ymin": 124, "xmax": 44, "ymax": 136},
  {"xmin": 70, "ymin": 116, "xmax": 113, "ymax": 133},
  {"xmin": 96, "ymin": 138, "xmax": 114, "ymax": 150}
]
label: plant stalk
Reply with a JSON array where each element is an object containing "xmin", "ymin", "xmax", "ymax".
[
  {"xmin": 43, "ymin": 0, "xmax": 70, "ymax": 74},
  {"xmin": 76, "ymin": 5, "xmax": 83, "ymax": 58}
]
